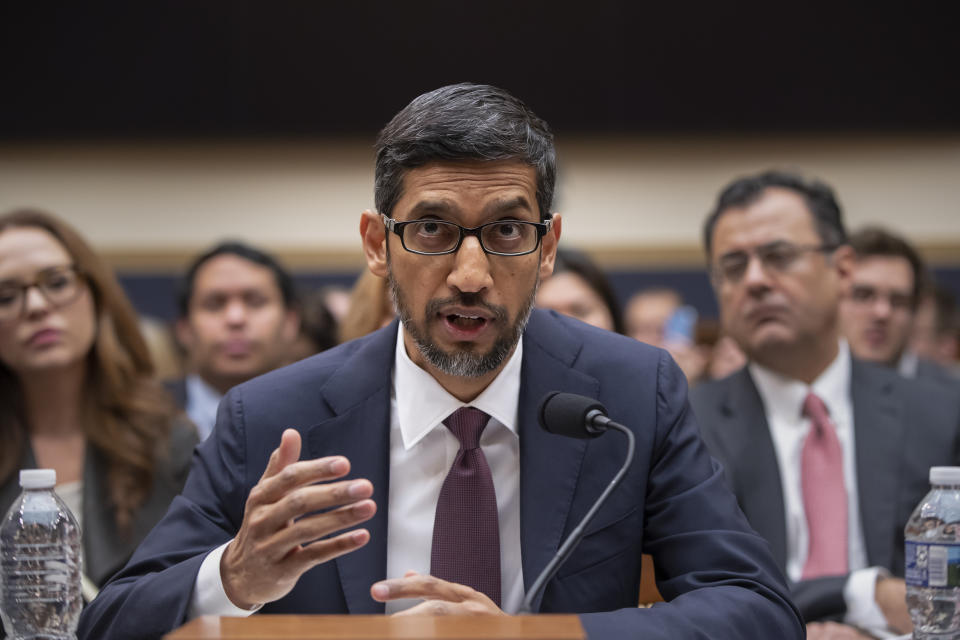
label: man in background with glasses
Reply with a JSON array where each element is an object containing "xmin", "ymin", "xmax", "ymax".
[
  {"xmin": 839, "ymin": 226, "xmax": 957, "ymax": 388},
  {"xmin": 80, "ymin": 85, "xmax": 802, "ymax": 640},
  {"xmin": 690, "ymin": 170, "xmax": 960, "ymax": 638}
]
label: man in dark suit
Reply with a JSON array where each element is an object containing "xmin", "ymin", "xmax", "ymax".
[
  {"xmin": 79, "ymin": 84, "xmax": 803, "ymax": 639},
  {"xmin": 171, "ymin": 242, "xmax": 301, "ymax": 440},
  {"xmin": 690, "ymin": 170, "xmax": 960, "ymax": 639}
]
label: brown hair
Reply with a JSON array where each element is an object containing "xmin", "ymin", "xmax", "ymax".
[
  {"xmin": 338, "ymin": 270, "xmax": 395, "ymax": 344},
  {"xmin": 0, "ymin": 208, "xmax": 176, "ymax": 533},
  {"xmin": 848, "ymin": 226, "xmax": 928, "ymax": 309}
]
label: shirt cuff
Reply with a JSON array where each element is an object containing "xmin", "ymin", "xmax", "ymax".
[
  {"xmin": 843, "ymin": 566, "xmax": 891, "ymax": 632},
  {"xmin": 187, "ymin": 541, "xmax": 263, "ymax": 619}
]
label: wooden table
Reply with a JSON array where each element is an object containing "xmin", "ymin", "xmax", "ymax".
[{"xmin": 165, "ymin": 614, "xmax": 585, "ymax": 640}]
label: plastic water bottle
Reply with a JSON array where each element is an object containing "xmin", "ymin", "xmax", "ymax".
[
  {"xmin": 0, "ymin": 469, "xmax": 82, "ymax": 640},
  {"xmin": 905, "ymin": 466, "xmax": 960, "ymax": 639}
]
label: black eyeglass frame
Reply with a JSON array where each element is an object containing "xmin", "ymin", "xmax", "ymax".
[
  {"xmin": 0, "ymin": 264, "xmax": 87, "ymax": 323},
  {"xmin": 380, "ymin": 213, "xmax": 554, "ymax": 257}
]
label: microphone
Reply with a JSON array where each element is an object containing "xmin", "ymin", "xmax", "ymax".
[
  {"xmin": 537, "ymin": 391, "xmax": 614, "ymax": 438},
  {"xmin": 520, "ymin": 392, "xmax": 636, "ymax": 614}
]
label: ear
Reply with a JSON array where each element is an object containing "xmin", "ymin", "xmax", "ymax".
[
  {"xmin": 360, "ymin": 210, "xmax": 389, "ymax": 278},
  {"xmin": 282, "ymin": 308, "xmax": 300, "ymax": 343},
  {"xmin": 174, "ymin": 317, "xmax": 193, "ymax": 351},
  {"xmin": 831, "ymin": 244, "xmax": 856, "ymax": 285},
  {"xmin": 539, "ymin": 213, "xmax": 562, "ymax": 280}
]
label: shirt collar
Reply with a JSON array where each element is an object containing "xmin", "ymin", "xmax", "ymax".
[
  {"xmin": 898, "ymin": 350, "xmax": 919, "ymax": 378},
  {"xmin": 393, "ymin": 323, "xmax": 522, "ymax": 450},
  {"xmin": 749, "ymin": 340, "xmax": 851, "ymax": 423},
  {"xmin": 186, "ymin": 373, "xmax": 223, "ymax": 409},
  {"xmin": 184, "ymin": 373, "xmax": 223, "ymax": 439}
]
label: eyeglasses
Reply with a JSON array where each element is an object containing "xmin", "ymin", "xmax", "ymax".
[
  {"xmin": 381, "ymin": 214, "xmax": 552, "ymax": 256},
  {"xmin": 712, "ymin": 241, "xmax": 836, "ymax": 284},
  {"xmin": 0, "ymin": 265, "xmax": 86, "ymax": 323},
  {"xmin": 848, "ymin": 284, "xmax": 914, "ymax": 311}
]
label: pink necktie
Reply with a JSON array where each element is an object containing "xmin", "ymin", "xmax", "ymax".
[
  {"xmin": 801, "ymin": 392, "xmax": 849, "ymax": 579},
  {"xmin": 430, "ymin": 407, "xmax": 501, "ymax": 606}
]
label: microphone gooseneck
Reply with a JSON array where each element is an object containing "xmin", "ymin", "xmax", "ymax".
[{"xmin": 520, "ymin": 392, "xmax": 636, "ymax": 614}]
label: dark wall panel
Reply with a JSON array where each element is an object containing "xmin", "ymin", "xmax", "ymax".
[{"xmin": 3, "ymin": 2, "xmax": 958, "ymax": 138}]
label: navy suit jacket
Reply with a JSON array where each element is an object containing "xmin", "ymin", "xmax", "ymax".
[
  {"xmin": 690, "ymin": 360, "xmax": 960, "ymax": 622},
  {"xmin": 80, "ymin": 310, "xmax": 803, "ymax": 639}
]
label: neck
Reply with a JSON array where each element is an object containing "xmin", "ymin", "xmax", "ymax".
[
  {"xmin": 191, "ymin": 367, "xmax": 242, "ymax": 396},
  {"xmin": 754, "ymin": 333, "xmax": 840, "ymax": 385},
  {"xmin": 20, "ymin": 362, "xmax": 86, "ymax": 436}
]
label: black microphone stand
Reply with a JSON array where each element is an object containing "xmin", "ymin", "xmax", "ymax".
[{"xmin": 518, "ymin": 420, "xmax": 636, "ymax": 614}]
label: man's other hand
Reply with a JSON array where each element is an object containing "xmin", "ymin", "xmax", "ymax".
[
  {"xmin": 875, "ymin": 576, "xmax": 912, "ymax": 634},
  {"xmin": 371, "ymin": 571, "xmax": 505, "ymax": 616},
  {"xmin": 221, "ymin": 428, "xmax": 377, "ymax": 609},
  {"xmin": 805, "ymin": 622, "xmax": 873, "ymax": 639}
]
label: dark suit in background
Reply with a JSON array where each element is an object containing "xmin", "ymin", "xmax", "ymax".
[
  {"xmin": 690, "ymin": 360, "xmax": 960, "ymax": 621},
  {"xmin": 914, "ymin": 357, "xmax": 960, "ymax": 388},
  {"xmin": 79, "ymin": 310, "xmax": 804, "ymax": 639}
]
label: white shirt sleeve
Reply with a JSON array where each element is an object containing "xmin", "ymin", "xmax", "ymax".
[
  {"xmin": 187, "ymin": 541, "xmax": 263, "ymax": 619},
  {"xmin": 843, "ymin": 567, "xmax": 891, "ymax": 632}
]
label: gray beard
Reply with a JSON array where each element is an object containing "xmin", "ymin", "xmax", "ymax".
[{"xmin": 387, "ymin": 269, "xmax": 538, "ymax": 378}]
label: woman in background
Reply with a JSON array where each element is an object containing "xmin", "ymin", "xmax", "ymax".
[
  {"xmin": 0, "ymin": 209, "xmax": 197, "ymax": 603},
  {"xmin": 536, "ymin": 247, "xmax": 625, "ymax": 333}
]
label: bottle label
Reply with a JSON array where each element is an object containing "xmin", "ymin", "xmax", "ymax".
[{"xmin": 905, "ymin": 541, "xmax": 960, "ymax": 588}]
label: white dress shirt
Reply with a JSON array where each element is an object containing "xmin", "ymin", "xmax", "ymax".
[
  {"xmin": 185, "ymin": 374, "xmax": 223, "ymax": 442},
  {"xmin": 188, "ymin": 325, "xmax": 525, "ymax": 617},
  {"xmin": 749, "ymin": 342, "xmax": 890, "ymax": 633}
]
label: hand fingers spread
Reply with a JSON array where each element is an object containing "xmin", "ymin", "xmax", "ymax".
[
  {"xmin": 265, "ymin": 479, "xmax": 373, "ymax": 528},
  {"xmin": 267, "ymin": 499, "xmax": 376, "ymax": 551},
  {"xmin": 251, "ymin": 457, "xmax": 354, "ymax": 507},
  {"xmin": 261, "ymin": 429, "xmax": 303, "ymax": 480},
  {"xmin": 281, "ymin": 528, "xmax": 371, "ymax": 572}
]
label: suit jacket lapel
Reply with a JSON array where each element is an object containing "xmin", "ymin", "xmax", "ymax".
[
  {"xmin": 517, "ymin": 311, "xmax": 599, "ymax": 612},
  {"xmin": 720, "ymin": 368, "xmax": 789, "ymax": 571},
  {"xmin": 305, "ymin": 322, "xmax": 397, "ymax": 614},
  {"xmin": 850, "ymin": 360, "xmax": 902, "ymax": 569}
]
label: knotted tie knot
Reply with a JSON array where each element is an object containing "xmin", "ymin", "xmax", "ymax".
[
  {"xmin": 444, "ymin": 406, "xmax": 489, "ymax": 450},
  {"xmin": 802, "ymin": 392, "xmax": 832, "ymax": 437}
]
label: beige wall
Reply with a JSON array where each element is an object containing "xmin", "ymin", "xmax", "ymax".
[{"xmin": 1, "ymin": 135, "xmax": 958, "ymax": 270}]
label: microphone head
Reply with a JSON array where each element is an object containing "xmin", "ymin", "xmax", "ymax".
[{"xmin": 538, "ymin": 392, "xmax": 608, "ymax": 439}]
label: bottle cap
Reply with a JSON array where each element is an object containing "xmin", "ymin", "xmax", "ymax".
[
  {"xmin": 19, "ymin": 469, "xmax": 56, "ymax": 489},
  {"xmin": 930, "ymin": 467, "xmax": 960, "ymax": 486}
]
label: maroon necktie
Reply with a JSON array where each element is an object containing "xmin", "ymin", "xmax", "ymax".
[
  {"xmin": 800, "ymin": 392, "xmax": 849, "ymax": 579},
  {"xmin": 430, "ymin": 407, "xmax": 501, "ymax": 606}
]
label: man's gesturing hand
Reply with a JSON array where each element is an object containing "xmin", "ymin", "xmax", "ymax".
[
  {"xmin": 371, "ymin": 571, "xmax": 505, "ymax": 616},
  {"xmin": 221, "ymin": 428, "xmax": 376, "ymax": 609}
]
